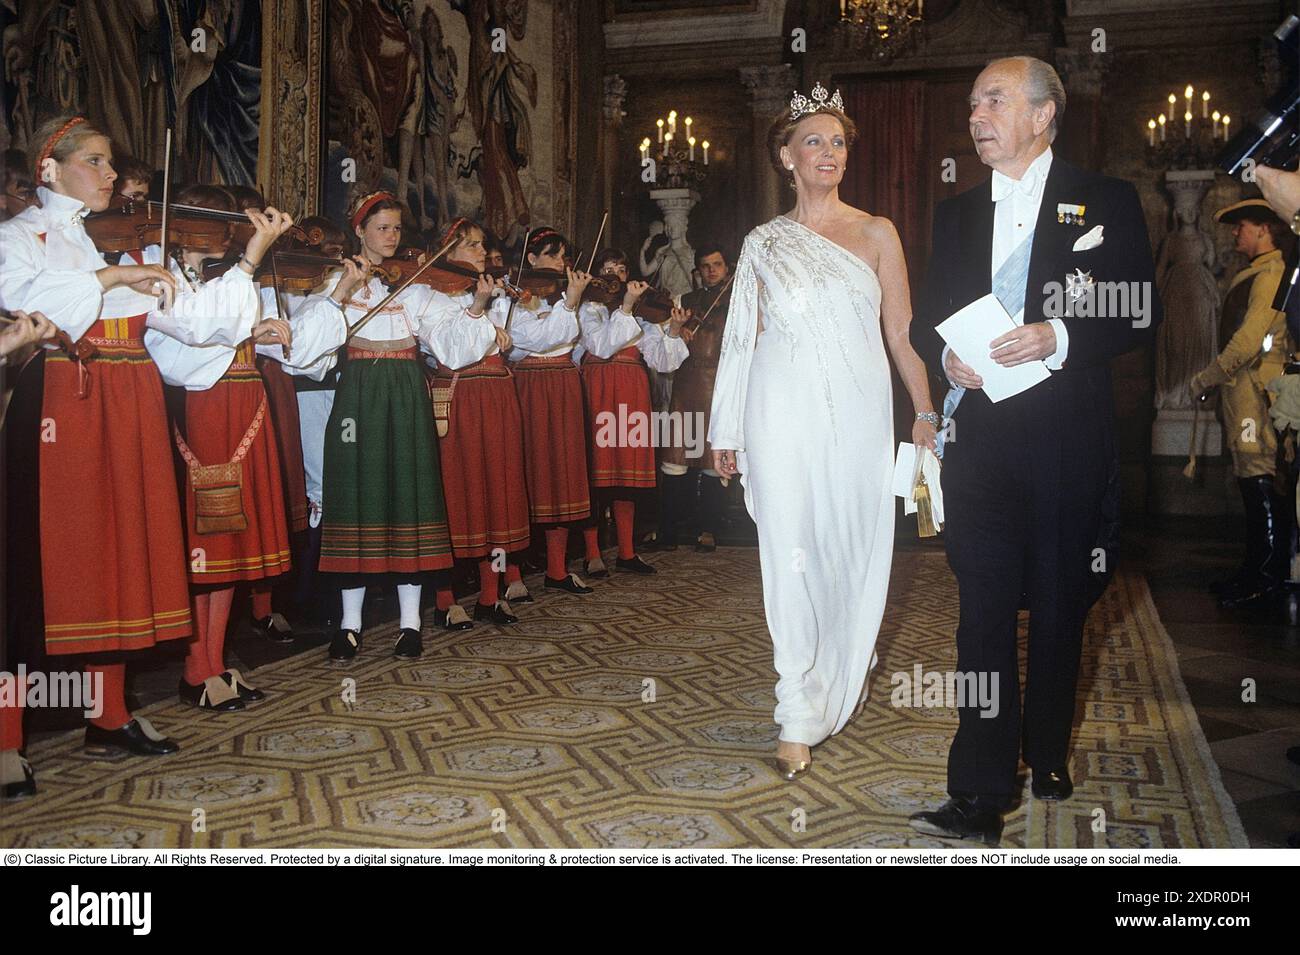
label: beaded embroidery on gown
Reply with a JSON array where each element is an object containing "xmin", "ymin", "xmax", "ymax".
[{"xmin": 709, "ymin": 214, "xmax": 894, "ymax": 744}]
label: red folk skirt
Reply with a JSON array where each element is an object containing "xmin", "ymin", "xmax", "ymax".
[
  {"xmin": 433, "ymin": 354, "xmax": 531, "ymax": 557},
  {"xmin": 512, "ymin": 354, "xmax": 590, "ymax": 524},
  {"xmin": 581, "ymin": 347, "xmax": 657, "ymax": 488},
  {"xmin": 178, "ymin": 344, "xmax": 293, "ymax": 586},
  {"xmin": 257, "ymin": 356, "xmax": 309, "ymax": 533},
  {"xmin": 39, "ymin": 315, "xmax": 191, "ymax": 655}
]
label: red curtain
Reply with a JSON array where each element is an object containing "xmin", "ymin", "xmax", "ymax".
[{"xmin": 838, "ymin": 80, "xmax": 926, "ymax": 285}]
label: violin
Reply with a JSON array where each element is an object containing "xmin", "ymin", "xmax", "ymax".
[
  {"xmin": 373, "ymin": 249, "xmax": 543, "ymax": 299},
  {"xmin": 84, "ymin": 197, "xmax": 255, "ymax": 257},
  {"xmin": 198, "ymin": 226, "xmax": 326, "ymax": 287},
  {"xmin": 581, "ymin": 275, "xmax": 675, "ymax": 324}
]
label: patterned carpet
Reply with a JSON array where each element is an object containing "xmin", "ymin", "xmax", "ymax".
[{"xmin": 0, "ymin": 548, "xmax": 1247, "ymax": 849}]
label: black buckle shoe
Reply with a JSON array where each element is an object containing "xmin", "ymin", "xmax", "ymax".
[
  {"xmin": 178, "ymin": 676, "xmax": 245, "ymax": 712},
  {"xmin": 394, "ymin": 627, "xmax": 423, "ymax": 659},
  {"xmin": 473, "ymin": 600, "xmax": 519, "ymax": 625},
  {"xmin": 85, "ymin": 718, "xmax": 180, "ymax": 757},
  {"xmin": 1031, "ymin": 767, "xmax": 1074, "ymax": 801},
  {"xmin": 434, "ymin": 606, "xmax": 474, "ymax": 631},
  {"xmin": 616, "ymin": 555, "xmax": 657, "ymax": 574},
  {"xmin": 544, "ymin": 573, "xmax": 593, "ymax": 595},
  {"xmin": 251, "ymin": 612, "xmax": 295, "ymax": 644},
  {"xmin": 221, "ymin": 669, "xmax": 265, "ymax": 703},
  {"xmin": 908, "ymin": 797, "xmax": 1004, "ymax": 846},
  {"xmin": 694, "ymin": 532, "xmax": 717, "ymax": 553},
  {"xmin": 329, "ymin": 629, "xmax": 361, "ymax": 663},
  {"xmin": 504, "ymin": 581, "xmax": 535, "ymax": 604},
  {"xmin": 583, "ymin": 557, "xmax": 610, "ymax": 579}
]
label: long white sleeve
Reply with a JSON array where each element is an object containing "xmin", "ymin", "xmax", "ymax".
[
  {"xmin": 0, "ymin": 217, "xmax": 103, "ymax": 340},
  {"xmin": 707, "ymin": 234, "xmax": 760, "ymax": 452},
  {"xmin": 145, "ymin": 330, "xmax": 241, "ymax": 390},
  {"xmin": 507, "ymin": 297, "xmax": 581, "ymax": 358},
  {"xmin": 578, "ymin": 301, "xmax": 642, "ymax": 358},
  {"xmin": 420, "ymin": 288, "xmax": 498, "ymax": 369},
  {"xmin": 636, "ymin": 316, "xmax": 689, "ymax": 372},
  {"xmin": 134, "ymin": 247, "xmax": 258, "ymax": 347},
  {"xmin": 257, "ymin": 284, "xmax": 348, "ymax": 380}
]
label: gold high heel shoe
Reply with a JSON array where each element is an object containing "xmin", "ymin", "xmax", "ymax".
[{"xmin": 775, "ymin": 743, "xmax": 811, "ymax": 780}]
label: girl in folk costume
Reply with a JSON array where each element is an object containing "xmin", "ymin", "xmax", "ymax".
[
  {"xmin": 577, "ymin": 248, "xmax": 690, "ymax": 576},
  {"xmin": 0, "ymin": 115, "xmax": 186, "ymax": 763},
  {"xmin": 426, "ymin": 218, "xmax": 539, "ymax": 625},
  {"xmin": 317, "ymin": 191, "xmax": 456, "ymax": 661},
  {"xmin": 229, "ymin": 186, "xmax": 312, "ymax": 644},
  {"xmin": 511, "ymin": 228, "xmax": 595, "ymax": 594},
  {"xmin": 138, "ymin": 185, "xmax": 328, "ymax": 712}
]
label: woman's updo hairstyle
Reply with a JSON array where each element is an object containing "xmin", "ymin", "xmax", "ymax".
[{"xmin": 766, "ymin": 100, "xmax": 858, "ymax": 189}]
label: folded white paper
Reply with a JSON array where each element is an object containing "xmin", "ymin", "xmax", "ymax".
[
  {"xmin": 892, "ymin": 442, "xmax": 944, "ymax": 529},
  {"xmin": 935, "ymin": 293, "xmax": 1051, "ymax": 403}
]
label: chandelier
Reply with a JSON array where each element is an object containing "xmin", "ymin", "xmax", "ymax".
[
  {"xmin": 1142, "ymin": 84, "xmax": 1231, "ymax": 170},
  {"xmin": 836, "ymin": 0, "xmax": 925, "ymax": 61}
]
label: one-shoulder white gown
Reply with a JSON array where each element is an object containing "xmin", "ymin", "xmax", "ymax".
[{"xmin": 709, "ymin": 214, "xmax": 894, "ymax": 745}]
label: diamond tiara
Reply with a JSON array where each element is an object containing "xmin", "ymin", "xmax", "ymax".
[{"xmin": 789, "ymin": 82, "xmax": 844, "ymax": 121}]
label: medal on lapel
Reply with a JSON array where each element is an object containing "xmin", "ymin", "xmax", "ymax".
[
  {"xmin": 1066, "ymin": 267, "xmax": 1094, "ymax": 301},
  {"xmin": 1057, "ymin": 202, "xmax": 1086, "ymax": 226}
]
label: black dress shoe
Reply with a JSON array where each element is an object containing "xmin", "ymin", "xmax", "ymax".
[
  {"xmin": 329, "ymin": 628, "xmax": 361, "ymax": 663},
  {"xmin": 434, "ymin": 606, "xmax": 474, "ymax": 631},
  {"xmin": 583, "ymin": 558, "xmax": 610, "ymax": 579},
  {"xmin": 84, "ymin": 719, "xmax": 180, "ymax": 757},
  {"xmin": 1, "ymin": 754, "xmax": 36, "ymax": 800},
  {"xmin": 544, "ymin": 573, "xmax": 593, "ymax": 595},
  {"xmin": 474, "ymin": 600, "xmax": 518, "ymax": 625},
  {"xmin": 695, "ymin": 532, "xmax": 717, "ymax": 553},
  {"xmin": 251, "ymin": 612, "xmax": 295, "ymax": 644},
  {"xmin": 616, "ymin": 555, "xmax": 657, "ymax": 574},
  {"xmin": 220, "ymin": 670, "xmax": 265, "ymax": 703},
  {"xmin": 1031, "ymin": 767, "xmax": 1074, "ymax": 801},
  {"xmin": 908, "ymin": 797, "xmax": 1003, "ymax": 846},
  {"xmin": 504, "ymin": 583, "xmax": 535, "ymax": 603},
  {"xmin": 178, "ymin": 676, "xmax": 245, "ymax": 712},
  {"xmin": 393, "ymin": 627, "xmax": 423, "ymax": 659}
]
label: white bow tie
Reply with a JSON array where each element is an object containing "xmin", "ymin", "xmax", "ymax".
[{"xmin": 991, "ymin": 170, "xmax": 1041, "ymax": 203}]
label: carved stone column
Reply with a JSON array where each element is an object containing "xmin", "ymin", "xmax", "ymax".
[
  {"xmin": 1054, "ymin": 48, "xmax": 1108, "ymax": 169},
  {"xmin": 740, "ymin": 64, "xmax": 797, "ymax": 224},
  {"xmin": 602, "ymin": 74, "xmax": 628, "ymax": 220}
]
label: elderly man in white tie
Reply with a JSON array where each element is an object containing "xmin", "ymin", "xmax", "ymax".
[{"xmin": 909, "ymin": 55, "xmax": 1162, "ymax": 845}]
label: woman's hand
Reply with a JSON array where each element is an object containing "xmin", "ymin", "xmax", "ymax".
[
  {"xmin": 106, "ymin": 263, "xmax": 178, "ymax": 298},
  {"xmin": 471, "ymin": 273, "xmax": 497, "ymax": 314},
  {"xmin": 713, "ymin": 449, "xmax": 740, "ymax": 479},
  {"xmin": 912, "ymin": 417, "xmax": 937, "ymax": 452},
  {"xmin": 667, "ymin": 307, "xmax": 693, "ymax": 341},
  {"xmin": 242, "ymin": 206, "xmax": 295, "ymax": 270},
  {"xmin": 622, "ymin": 279, "xmax": 649, "ymax": 313},
  {"xmin": 564, "ymin": 268, "xmax": 593, "ymax": 310},
  {"xmin": 494, "ymin": 324, "xmax": 513, "ymax": 353},
  {"xmin": 253, "ymin": 317, "xmax": 292, "ymax": 350},
  {"xmin": 0, "ymin": 310, "xmax": 56, "ymax": 359},
  {"xmin": 333, "ymin": 255, "xmax": 369, "ymax": 301}
]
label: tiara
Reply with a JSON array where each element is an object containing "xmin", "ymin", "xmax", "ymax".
[{"xmin": 789, "ymin": 82, "xmax": 844, "ymax": 120}]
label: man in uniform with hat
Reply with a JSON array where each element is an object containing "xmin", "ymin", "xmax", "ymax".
[{"xmin": 1191, "ymin": 197, "xmax": 1296, "ymax": 607}]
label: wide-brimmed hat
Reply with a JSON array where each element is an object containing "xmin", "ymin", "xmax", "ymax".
[{"xmin": 1214, "ymin": 197, "xmax": 1284, "ymax": 226}]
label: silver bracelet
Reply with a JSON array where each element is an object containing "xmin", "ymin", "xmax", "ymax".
[{"xmin": 916, "ymin": 411, "xmax": 942, "ymax": 428}]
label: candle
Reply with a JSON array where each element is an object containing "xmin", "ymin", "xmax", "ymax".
[
  {"xmin": 1212, "ymin": 109, "xmax": 1221, "ymax": 139},
  {"xmin": 656, "ymin": 118, "xmax": 663, "ymax": 143},
  {"xmin": 685, "ymin": 117, "xmax": 693, "ymax": 137},
  {"xmin": 1201, "ymin": 90, "xmax": 1210, "ymax": 119},
  {"xmin": 1147, "ymin": 119, "xmax": 1156, "ymax": 147},
  {"xmin": 1158, "ymin": 113, "xmax": 1166, "ymax": 142},
  {"xmin": 688, "ymin": 136, "xmax": 696, "ymax": 162},
  {"xmin": 702, "ymin": 140, "xmax": 710, "ymax": 165},
  {"xmin": 669, "ymin": 110, "xmax": 677, "ymax": 135},
  {"xmin": 1222, "ymin": 114, "xmax": 1230, "ymax": 139},
  {"xmin": 1184, "ymin": 85, "xmax": 1193, "ymax": 114},
  {"xmin": 1184, "ymin": 111, "xmax": 1192, "ymax": 138},
  {"xmin": 1168, "ymin": 93, "xmax": 1176, "ymax": 114},
  {"xmin": 664, "ymin": 131, "xmax": 673, "ymax": 158},
  {"xmin": 841, "ymin": 0, "xmax": 847, "ymax": 17}
]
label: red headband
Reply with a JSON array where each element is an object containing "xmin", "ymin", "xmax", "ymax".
[
  {"xmin": 36, "ymin": 116, "xmax": 88, "ymax": 180},
  {"xmin": 350, "ymin": 191, "xmax": 395, "ymax": 230},
  {"xmin": 439, "ymin": 216, "xmax": 473, "ymax": 249}
]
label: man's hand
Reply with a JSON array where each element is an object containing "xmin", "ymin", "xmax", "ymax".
[
  {"xmin": 713, "ymin": 449, "xmax": 739, "ymax": 479},
  {"xmin": 989, "ymin": 322, "xmax": 1056, "ymax": 367},
  {"xmin": 0, "ymin": 309, "xmax": 56, "ymax": 359},
  {"xmin": 1256, "ymin": 167, "xmax": 1300, "ymax": 222},
  {"xmin": 944, "ymin": 348, "xmax": 983, "ymax": 389}
]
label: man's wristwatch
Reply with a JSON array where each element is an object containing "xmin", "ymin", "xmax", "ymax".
[
  {"xmin": 916, "ymin": 411, "xmax": 942, "ymax": 428},
  {"xmin": 1291, "ymin": 207, "xmax": 1300, "ymax": 237}
]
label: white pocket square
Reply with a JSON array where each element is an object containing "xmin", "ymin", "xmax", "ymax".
[{"xmin": 1072, "ymin": 225, "xmax": 1104, "ymax": 252}]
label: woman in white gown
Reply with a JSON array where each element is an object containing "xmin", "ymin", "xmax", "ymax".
[{"xmin": 710, "ymin": 86, "xmax": 939, "ymax": 778}]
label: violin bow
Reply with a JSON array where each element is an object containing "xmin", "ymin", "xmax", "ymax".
[
  {"xmin": 585, "ymin": 211, "xmax": 608, "ymax": 274},
  {"xmin": 345, "ymin": 233, "xmax": 461, "ymax": 343},
  {"xmin": 685, "ymin": 270, "xmax": 735, "ymax": 330},
  {"xmin": 503, "ymin": 227, "xmax": 533, "ymax": 335},
  {"xmin": 158, "ymin": 129, "xmax": 174, "ymax": 292}
]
